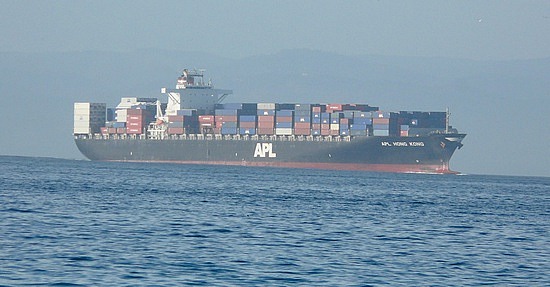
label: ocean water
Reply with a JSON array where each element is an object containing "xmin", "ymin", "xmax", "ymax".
[{"xmin": 0, "ymin": 156, "xmax": 548, "ymax": 286}]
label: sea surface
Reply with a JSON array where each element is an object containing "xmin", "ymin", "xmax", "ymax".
[{"xmin": 0, "ymin": 156, "xmax": 548, "ymax": 286}]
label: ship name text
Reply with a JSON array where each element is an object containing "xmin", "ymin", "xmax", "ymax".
[{"xmin": 381, "ymin": 141, "xmax": 425, "ymax": 147}]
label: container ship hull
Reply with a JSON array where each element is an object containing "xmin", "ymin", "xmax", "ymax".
[{"xmin": 75, "ymin": 134, "xmax": 465, "ymax": 173}]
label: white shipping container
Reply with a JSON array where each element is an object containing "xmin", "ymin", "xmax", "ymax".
[
  {"xmin": 257, "ymin": 103, "xmax": 276, "ymax": 110},
  {"xmin": 275, "ymin": 128, "xmax": 293, "ymax": 135},
  {"xmin": 330, "ymin": 123, "xmax": 340, "ymax": 130},
  {"xmin": 73, "ymin": 127, "xmax": 91, "ymax": 134}
]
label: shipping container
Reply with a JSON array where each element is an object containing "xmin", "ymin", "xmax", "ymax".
[
  {"xmin": 294, "ymin": 122, "xmax": 311, "ymax": 129},
  {"xmin": 275, "ymin": 116, "xmax": 293, "ymax": 123},
  {"xmin": 239, "ymin": 115, "xmax": 256, "ymax": 122},
  {"xmin": 220, "ymin": 121, "xmax": 238, "ymax": 128},
  {"xmin": 257, "ymin": 121, "xmax": 275, "ymax": 128},
  {"xmin": 373, "ymin": 111, "xmax": 391, "ymax": 118},
  {"xmin": 167, "ymin": 127, "xmax": 185, "ymax": 135},
  {"xmin": 350, "ymin": 124, "xmax": 368, "ymax": 130},
  {"xmin": 294, "ymin": 128, "xmax": 311, "ymax": 135},
  {"xmin": 257, "ymin": 109, "xmax": 276, "ymax": 116},
  {"xmin": 257, "ymin": 103, "xmax": 276, "ymax": 110},
  {"xmin": 353, "ymin": 118, "xmax": 372, "ymax": 125},
  {"xmin": 330, "ymin": 123, "xmax": 340, "ymax": 130},
  {"xmin": 239, "ymin": 122, "xmax": 256, "ymax": 129},
  {"xmin": 239, "ymin": 128, "xmax": 256, "ymax": 135},
  {"xmin": 176, "ymin": 109, "xmax": 196, "ymax": 116},
  {"xmin": 373, "ymin": 118, "xmax": 390, "ymax": 125},
  {"xmin": 350, "ymin": 130, "xmax": 368, "ymax": 136},
  {"xmin": 276, "ymin": 110, "xmax": 294, "ymax": 117},
  {"xmin": 373, "ymin": 130, "xmax": 390, "ymax": 136},
  {"xmin": 294, "ymin": 116, "xmax": 310, "ymax": 123},
  {"xmin": 215, "ymin": 115, "xmax": 238, "ymax": 122},
  {"xmin": 215, "ymin": 109, "xmax": 239, "ymax": 116},
  {"xmin": 275, "ymin": 122, "xmax": 293, "ymax": 128},
  {"xmin": 257, "ymin": 128, "xmax": 274, "ymax": 135},
  {"xmin": 258, "ymin": 115, "xmax": 275, "ymax": 122},
  {"xmin": 221, "ymin": 127, "xmax": 238, "ymax": 135},
  {"xmin": 373, "ymin": 124, "xmax": 390, "ymax": 130},
  {"xmin": 275, "ymin": 128, "xmax": 293, "ymax": 135}
]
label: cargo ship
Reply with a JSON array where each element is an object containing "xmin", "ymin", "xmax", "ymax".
[{"xmin": 74, "ymin": 69, "xmax": 465, "ymax": 173}]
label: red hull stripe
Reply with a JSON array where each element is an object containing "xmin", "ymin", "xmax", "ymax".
[{"xmin": 108, "ymin": 160, "xmax": 458, "ymax": 174}]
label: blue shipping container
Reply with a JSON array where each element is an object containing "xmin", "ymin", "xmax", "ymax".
[
  {"xmin": 276, "ymin": 110, "xmax": 294, "ymax": 117},
  {"xmin": 353, "ymin": 118, "xmax": 372, "ymax": 125},
  {"xmin": 257, "ymin": 109, "xmax": 275, "ymax": 116},
  {"xmin": 275, "ymin": 122, "xmax": 293, "ymax": 128},
  {"xmin": 373, "ymin": 124, "xmax": 389, "ymax": 130},
  {"xmin": 239, "ymin": 128, "xmax": 256, "ymax": 135},
  {"xmin": 350, "ymin": 130, "xmax": 368, "ymax": 136},
  {"xmin": 215, "ymin": 109, "xmax": 239, "ymax": 116},
  {"xmin": 221, "ymin": 121, "xmax": 238, "ymax": 128},
  {"xmin": 221, "ymin": 127, "xmax": 238, "ymax": 135},
  {"xmin": 239, "ymin": 115, "xmax": 256, "ymax": 122},
  {"xmin": 350, "ymin": 124, "xmax": 368, "ymax": 130},
  {"xmin": 294, "ymin": 116, "xmax": 311, "ymax": 123}
]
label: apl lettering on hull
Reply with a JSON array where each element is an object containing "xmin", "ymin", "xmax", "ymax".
[{"xmin": 254, "ymin": 143, "xmax": 277, "ymax": 158}]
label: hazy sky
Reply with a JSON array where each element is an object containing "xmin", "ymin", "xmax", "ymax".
[
  {"xmin": 1, "ymin": 1, "xmax": 549, "ymax": 176},
  {"xmin": 2, "ymin": 0, "xmax": 549, "ymax": 60}
]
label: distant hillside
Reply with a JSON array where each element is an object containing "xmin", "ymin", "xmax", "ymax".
[{"xmin": 0, "ymin": 49, "xmax": 548, "ymax": 176}]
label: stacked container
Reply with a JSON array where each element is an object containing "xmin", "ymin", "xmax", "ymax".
[
  {"xmin": 275, "ymin": 109, "xmax": 293, "ymax": 135},
  {"xmin": 257, "ymin": 104, "xmax": 276, "ymax": 135},
  {"xmin": 215, "ymin": 108, "xmax": 239, "ymax": 135},
  {"xmin": 239, "ymin": 115, "xmax": 257, "ymax": 135},
  {"xmin": 372, "ymin": 111, "xmax": 391, "ymax": 136},
  {"xmin": 74, "ymin": 103, "xmax": 106, "ymax": 135},
  {"xmin": 126, "ymin": 108, "xmax": 152, "ymax": 134}
]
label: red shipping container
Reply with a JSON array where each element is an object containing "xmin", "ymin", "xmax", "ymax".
[
  {"xmin": 127, "ymin": 109, "xmax": 146, "ymax": 116},
  {"xmin": 126, "ymin": 128, "xmax": 142, "ymax": 134},
  {"xmin": 330, "ymin": 130, "xmax": 340, "ymax": 136},
  {"xmin": 275, "ymin": 116, "xmax": 293, "ymax": 123},
  {"xmin": 321, "ymin": 123, "xmax": 330, "ymax": 130},
  {"xmin": 400, "ymin": 130, "xmax": 409, "ymax": 137},
  {"xmin": 116, "ymin": 128, "xmax": 126, "ymax": 134},
  {"xmin": 168, "ymin": 115, "xmax": 185, "ymax": 122},
  {"xmin": 101, "ymin": 127, "xmax": 108, "ymax": 134},
  {"xmin": 127, "ymin": 115, "xmax": 143, "ymax": 121},
  {"xmin": 257, "ymin": 128, "xmax": 274, "ymax": 135},
  {"xmin": 373, "ymin": 118, "xmax": 390, "ymax": 124},
  {"xmin": 312, "ymin": 106, "xmax": 322, "ymax": 113},
  {"xmin": 108, "ymin": 127, "xmax": 117, "ymax": 134},
  {"xmin": 258, "ymin": 115, "xmax": 275, "ymax": 122},
  {"xmin": 340, "ymin": 118, "xmax": 349, "ymax": 124},
  {"xmin": 312, "ymin": 123, "xmax": 321, "ymax": 129},
  {"xmin": 239, "ymin": 122, "xmax": 256, "ymax": 129},
  {"xmin": 168, "ymin": 127, "xmax": 185, "ymax": 134},
  {"xmin": 257, "ymin": 121, "xmax": 274, "ymax": 128},
  {"xmin": 215, "ymin": 115, "xmax": 238, "ymax": 122},
  {"xmin": 127, "ymin": 121, "xmax": 145, "ymax": 128},
  {"xmin": 294, "ymin": 122, "xmax": 311, "ymax": 129},
  {"xmin": 326, "ymin": 104, "xmax": 343, "ymax": 112},
  {"xmin": 294, "ymin": 128, "xmax": 311, "ymax": 135},
  {"xmin": 321, "ymin": 129, "xmax": 331, "ymax": 135},
  {"xmin": 199, "ymin": 115, "xmax": 215, "ymax": 123}
]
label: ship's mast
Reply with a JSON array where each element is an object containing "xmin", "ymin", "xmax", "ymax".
[{"xmin": 445, "ymin": 107, "xmax": 450, "ymax": 134}]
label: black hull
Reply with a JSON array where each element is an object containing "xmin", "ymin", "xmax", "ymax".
[{"xmin": 75, "ymin": 134, "xmax": 465, "ymax": 173}]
